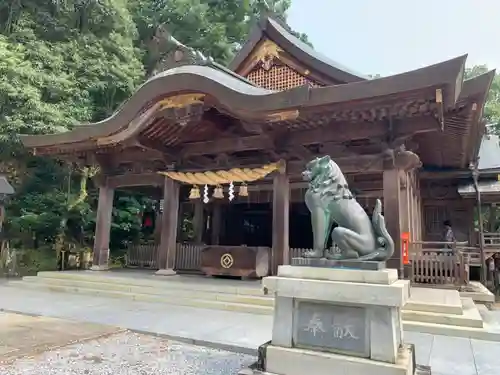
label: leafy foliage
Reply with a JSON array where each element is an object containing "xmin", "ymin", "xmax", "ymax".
[
  {"xmin": 465, "ymin": 65, "xmax": 500, "ymax": 133},
  {"xmin": 0, "ymin": 0, "xmax": 304, "ymax": 257}
]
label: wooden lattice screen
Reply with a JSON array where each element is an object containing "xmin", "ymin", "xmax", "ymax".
[
  {"xmin": 424, "ymin": 206, "xmax": 448, "ymax": 239},
  {"xmin": 246, "ymin": 64, "xmax": 320, "ymax": 91}
]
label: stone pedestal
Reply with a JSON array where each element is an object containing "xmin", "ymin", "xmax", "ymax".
[{"xmin": 241, "ymin": 262, "xmax": 424, "ymax": 375}]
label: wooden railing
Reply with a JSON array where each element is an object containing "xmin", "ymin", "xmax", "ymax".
[
  {"xmin": 409, "ymin": 241, "xmax": 470, "ymax": 285},
  {"xmin": 290, "ymin": 248, "xmax": 310, "ymax": 258},
  {"xmin": 125, "ymin": 242, "xmax": 205, "ymax": 272},
  {"xmin": 484, "ymin": 233, "xmax": 500, "ymax": 248},
  {"xmin": 125, "ymin": 243, "xmax": 158, "ymax": 269},
  {"xmin": 175, "ymin": 243, "xmax": 204, "ymax": 272}
]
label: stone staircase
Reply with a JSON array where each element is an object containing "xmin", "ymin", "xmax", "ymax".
[{"xmin": 7, "ymin": 271, "xmax": 500, "ymax": 341}]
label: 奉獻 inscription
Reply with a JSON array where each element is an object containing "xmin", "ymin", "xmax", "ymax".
[{"xmin": 294, "ymin": 301, "xmax": 368, "ymax": 357}]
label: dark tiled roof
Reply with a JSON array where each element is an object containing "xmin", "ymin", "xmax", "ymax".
[
  {"xmin": 0, "ymin": 176, "xmax": 14, "ymax": 195},
  {"xmin": 478, "ymin": 134, "xmax": 500, "ymax": 171}
]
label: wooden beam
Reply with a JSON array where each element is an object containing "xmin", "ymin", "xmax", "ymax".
[
  {"xmin": 162, "ymin": 154, "xmax": 384, "ymax": 175},
  {"xmin": 179, "ymin": 135, "xmax": 273, "ymax": 157},
  {"xmin": 136, "ymin": 137, "xmax": 181, "ymax": 162},
  {"xmin": 106, "ymin": 173, "xmax": 164, "ymax": 188},
  {"xmin": 179, "ymin": 116, "xmax": 440, "ymax": 157},
  {"xmin": 419, "ymin": 169, "xmax": 473, "ymax": 179},
  {"xmin": 287, "ymin": 155, "xmax": 385, "ymax": 175},
  {"xmin": 104, "ymin": 147, "xmax": 164, "ymax": 164}
]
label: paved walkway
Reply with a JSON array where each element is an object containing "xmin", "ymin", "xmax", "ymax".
[{"xmin": 0, "ymin": 285, "xmax": 499, "ymax": 375}]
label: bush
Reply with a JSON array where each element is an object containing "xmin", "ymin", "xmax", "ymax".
[{"xmin": 16, "ymin": 248, "xmax": 58, "ymax": 276}]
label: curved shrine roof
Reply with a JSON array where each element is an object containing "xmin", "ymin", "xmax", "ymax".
[
  {"xmin": 229, "ymin": 16, "xmax": 368, "ymax": 84},
  {"xmin": 414, "ymin": 69, "xmax": 495, "ymax": 168},
  {"xmin": 21, "ymin": 55, "xmax": 469, "ymax": 151}
]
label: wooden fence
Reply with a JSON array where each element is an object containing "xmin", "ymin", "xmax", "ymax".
[
  {"xmin": 125, "ymin": 243, "xmax": 205, "ymax": 272},
  {"xmin": 409, "ymin": 241, "xmax": 469, "ymax": 285},
  {"xmin": 125, "ymin": 245, "xmax": 318, "ymax": 274},
  {"xmin": 125, "ymin": 242, "xmax": 471, "ymax": 286},
  {"xmin": 174, "ymin": 243, "xmax": 204, "ymax": 272},
  {"xmin": 125, "ymin": 243, "xmax": 158, "ymax": 269}
]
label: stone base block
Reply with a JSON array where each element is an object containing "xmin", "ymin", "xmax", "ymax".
[
  {"xmin": 263, "ymin": 275, "xmax": 410, "ymax": 307},
  {"xmin": 90, "ymin": 264, "xmax": 109, "ymax": 271},
  {"xmin": 155, "ymin": 268, "xmax": 177, "ymax": 276},
  {"xmin": 291, "ymin": 257, "xmax": 386, "ymax": 270},
  {"xmin": 265, "ymin": 345, "xmax": 414, "ymax": 375},
  {"xmin": 277, "ymin": 265, "xmax": 398, "ymax": 285}
]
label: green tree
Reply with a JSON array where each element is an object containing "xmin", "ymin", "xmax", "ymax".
[
  {"xmin": 130, "ymin": 0, "xmax": 309, "ymax": 73},
  {"xmin": 0, "ymin": 0, "xmax": 144, "ymax": 253},
  {"xmin": 465, "ymin": 65, "xmax": 500, "ymax": 134},
  {"xmin": 0, "ymin": 0, "xmax": 309, "ymax": 263}
]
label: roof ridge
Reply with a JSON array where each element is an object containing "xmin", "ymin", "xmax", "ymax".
[{"xmin": 228, "ymin": 13, "xmax": 368, "ymax": 84}]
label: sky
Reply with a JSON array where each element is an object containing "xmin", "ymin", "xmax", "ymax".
[{"xmin": 287, "ymin": 0, "xmax": 500, "ymax": 77}]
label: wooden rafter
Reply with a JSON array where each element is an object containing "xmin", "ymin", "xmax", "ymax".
[{"xmin": 177, "ymin": 115, "xmax": 441, "ymax": 157}]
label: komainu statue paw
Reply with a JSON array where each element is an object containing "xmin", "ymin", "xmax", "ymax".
[
  {"xmin": 302, "ymin": 249, "xmax": 324, "ymax": 258},
  {"xmin": 325, "ymin": 249, "xmax": 359, "ymax": 260},
  {"xmin": 324, "ymin": 252, "xmax": 345, "ymax": 260}
]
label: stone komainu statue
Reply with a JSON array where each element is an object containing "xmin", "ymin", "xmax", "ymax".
[{"xmin": 302, "ymin": 155, "xmax": 394, "ymax": 262}]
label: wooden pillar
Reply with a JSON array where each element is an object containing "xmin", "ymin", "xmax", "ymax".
[
  {"xmin": 415, "ymin": 176, "xmax": 423, "ymax": 242},
  {"xmin": 412, "ymin": 175, "xmax": 421, "ymax": 243},
  {"xmin": 156, "ymin": 177, "xmax": 180, "ymax": 276},
  {"xmin": 401, "ymin": 172, "xmax": 410, "ymax": 236},
  {"xmin": 177, "ymin": 202, "xmax": 186, "ymax": 240},
  {"xmin": 211, "ymin": 202, "xmax": 222, "ymax": 245},
  {"xmin": 408, "ymin": 173, "xmax": 415, "ymax": 244},
  {"xmin": 489, "ymin": 203, "xmax": 497, "ymax": 232},
  {"xmin": 154, "ymin": 208, "xmax": 162, "ymax": 244},
  {"xmin": 383, "ymin": 168, "xmax": 403, "ymax": 275},
  {"xmin": 272, "ymin": 170, "xmax": 290, "ymax": 274},
  {"xmin": 91, "ymin": 184, "xmax": 114, "ymax": 270},
  {"xmin": 193, "ymin": 199, "xmax": 204, "ymax": 243}
]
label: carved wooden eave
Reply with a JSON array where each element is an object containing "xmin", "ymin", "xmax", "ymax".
[
  {"xmin": 229, "ymin": 15, "xmax": 368, "ymax": 86},
  {"xmin": 21, "ymin": 56, "xmax": 466, "ymax": 155},
  {"xmin": 414, "ymin": 70, "xmax": 495, "ymax": 169},
  {"xmin": 18, "ymin": 55, "xmax": 476, "ymax": 173}
]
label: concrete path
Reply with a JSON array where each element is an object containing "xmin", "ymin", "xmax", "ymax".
[{"xmin": 0, "ymin": 285, "xmax": 499, "ymax": 375}]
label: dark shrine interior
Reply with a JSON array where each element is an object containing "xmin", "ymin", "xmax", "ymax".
[{"xmin": 216, "ymin": 203, "xmax": 315, "ymax": 249}]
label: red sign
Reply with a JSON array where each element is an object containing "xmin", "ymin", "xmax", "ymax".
[{"xmin": 401, "ymin": 232, "xmax": 410, "ymax": 265}]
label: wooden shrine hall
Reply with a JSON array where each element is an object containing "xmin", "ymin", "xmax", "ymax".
[{"xmin": 20, "ymin": 16, "xmax": 495, "ymax": 279}]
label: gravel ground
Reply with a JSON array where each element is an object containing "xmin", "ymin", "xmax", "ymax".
[{"xmin": 0, "ymin": 331, "xmax": 255, "ymax": 375}]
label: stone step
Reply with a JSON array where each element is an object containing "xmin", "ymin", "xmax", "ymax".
[
  {"xmin": 35, "ymin": 271, "xmax": 265, "ymax": 296},
  {"xmin": 404, "ymin": 319, "xmax": 500, "ymax": 341},
  {"xmin": 7, "ymin": 280, "xmax": 274, "ymax": 315},
  {"xmin": 9, "ymin": 275, "xmax": 500, "ymax": 341},
  {"xmin": 402, "ymin": 298, "xmax": 483, "ymax": 328},
  {"xmin": 19, "ymin": 276, "xmax": 274, "ymax": 307},
  {"xmin": 404, "ymin": 287, "xmax": 463, "ymax": 315}
]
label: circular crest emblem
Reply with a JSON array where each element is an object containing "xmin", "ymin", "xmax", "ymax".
[{"xmin": 220, "ymin": 253, "xmax": 234, "ymax": 269}]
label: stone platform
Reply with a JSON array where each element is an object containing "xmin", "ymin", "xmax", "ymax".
[
  {"xmin": 291, "ymin": 257, "xmax": 385, "ymax": 270},
  {"xmin": 240, "ymin": 265, "xmax": 418, "ymax": 375},
  {"xmin": 8, "ymin": 270, "xmax": 499, "ymax": 341}
]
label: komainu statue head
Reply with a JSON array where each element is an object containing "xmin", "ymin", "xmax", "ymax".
[{"xmin": 302, "ymin": 156, "xmax": 350, "ymax": 198}]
